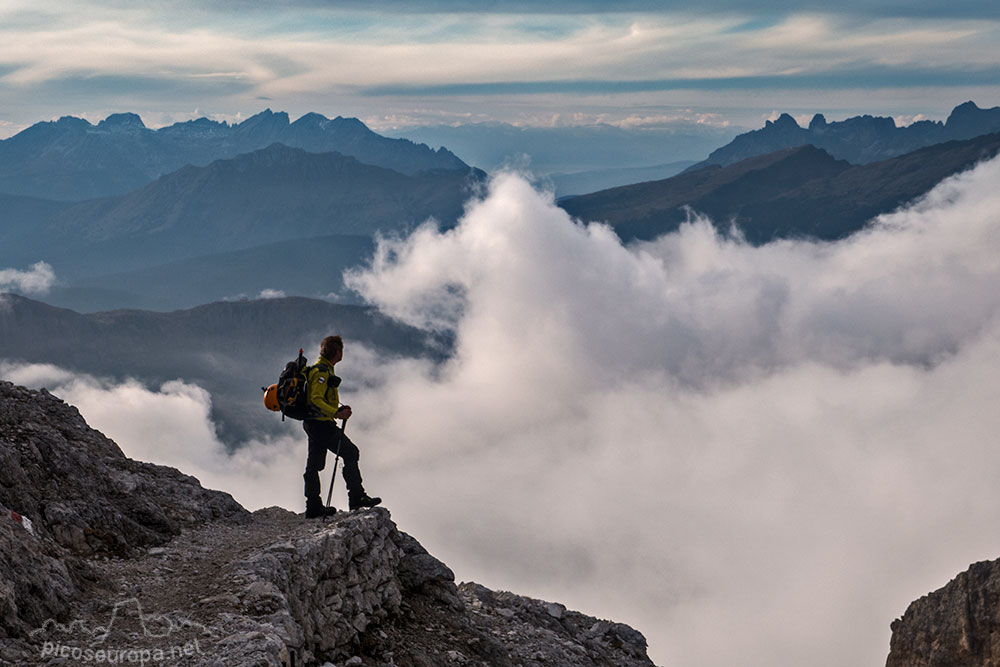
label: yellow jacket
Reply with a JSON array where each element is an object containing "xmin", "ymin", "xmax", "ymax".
[{"xmin": 306, "ymin": 355, "xmax": 341, "ymax": 421}]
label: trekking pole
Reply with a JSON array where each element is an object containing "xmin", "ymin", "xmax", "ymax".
[{"xmin": 323, "ymin": 415, "xmax": 348, "ymax": 522}]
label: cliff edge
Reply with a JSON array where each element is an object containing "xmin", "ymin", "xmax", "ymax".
[
  {"xmin": 0, "ymin": 381, "xmax": 656, "ymax": 666},
  {"xmin": 886, "ymin": 560, "xmax": 1000, "ymax": 667}
]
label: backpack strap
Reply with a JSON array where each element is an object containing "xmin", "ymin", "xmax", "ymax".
[{"xmin": 311, "ymin": 359, "xmax": 342, "ymax": 387}]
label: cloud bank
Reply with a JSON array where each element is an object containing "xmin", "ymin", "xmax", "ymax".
[
  {"xmin": 0, "ymin": 261, "xmax": 55, "ymax": 295},
  {"xmin": 343, "ymin": 158, "xmax": 1000, "ymax": 667},
  {"xmin": 5, "ymin": 155, "xmax": 1000, "ymax": 666}
]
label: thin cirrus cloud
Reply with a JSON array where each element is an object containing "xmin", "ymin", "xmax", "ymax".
[
  {"xmin": 362, "ymin": 67, "xmax": 999, "ymax": 97},
  {"xmin": 121, "ymin": 0, "xmax": 1000, "ymax": 20},
  {"xmin": 4, "ymin": 14, "xmax": 990, "ymax": 86},
  {"xmin": 0, "ymin": 3, "xmax": 996, "ymax": 133}
]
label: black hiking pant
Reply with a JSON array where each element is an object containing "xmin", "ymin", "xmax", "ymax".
[{"xmin": 302, "ymin": 419, "xmax": 364, "ymax": 509}]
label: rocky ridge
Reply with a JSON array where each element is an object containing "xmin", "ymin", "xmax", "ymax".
[
  {"xmin": 560, "ymin": 131, "xmax": 1000, "ymax": 244},
  {"xmin": 691, "ymin": 100, "xmax": 1000, "ymax": 170},
  {"xmin": 0, "ymin": 381, "xmax": 656, "ymax": 666},
  {"xmin": 0, "ymin": 110, "xmax": 469, "ymax": 201},
  {"xmin": 886, "ymin": 559, "xmax": 1000, "ymax": 667}
]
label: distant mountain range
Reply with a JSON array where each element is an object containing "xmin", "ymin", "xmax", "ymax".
[
  {"xmin": 386, "ymin": 121, "xmax": 740, "ymax": 175},
  {"xmin": 560, "ymin": 131, "xmax": 1000, "ymax": 244},
  {"xmin": 0, "ymin": 110, "xmax": 469, "ymax": 201},
  {"xmin": 5, "ymin": 101, "xmax": 1000, "ymax": 314},
  {"xmin": 689, "ymin": 101, "xmax": 1000, "ymax": 170},
  {"xmin": 2, "ymin": 143, "xmax": 484, "ymax": 300},
  {"xmin": 41, "ymin": 234, "xmax": 376, "ymax": 312},
  {"xmin": 0, "ymin": 293, "xmax": 444, "ymax": 444}
]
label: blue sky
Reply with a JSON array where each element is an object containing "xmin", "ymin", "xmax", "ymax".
[{"xmin": 0, "ymin": 0, "xmax": 997, "ymax": 137}]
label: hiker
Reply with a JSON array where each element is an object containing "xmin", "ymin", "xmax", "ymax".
[{"xmin": 302, "ymin": 335, "xmax": 381, "ymax": 518}]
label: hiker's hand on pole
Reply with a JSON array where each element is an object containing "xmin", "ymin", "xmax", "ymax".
[{"xmin": 335, "ymin": 405, "xmax": 352, "ymax": 420}]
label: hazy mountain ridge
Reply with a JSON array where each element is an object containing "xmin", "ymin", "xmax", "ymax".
[
  {"xmin": 0, "ymin": 109, "xmax": 470, "ymax": 201},
  {"xmin": 0, "ymin": 293, "xmax": 446, "ymax": 444},
  {"xmin": 0, "ymin": 193, "xmax": 74, "ymax": 248},
  {"xmin": 41, "ymin": 234, "xmax": 376, "ymax": 312},
  {"xmin": 5, "ymin": 100, "xmax": 998, "ymax": 316},
  {"xmin": 560, "ymin": 131, "xmax": 1000, "ymax": 244},
  {"xmin": 2, "ymin": 143, "xmax": 484, "ymax": 279},
  {"xmin": 690, "ymin": 100, "xmax": 1000, "ymax": 170}
]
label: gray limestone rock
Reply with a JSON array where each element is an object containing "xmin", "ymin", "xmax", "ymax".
[
  {"xmin": 0, "ymin": 381, "xmax": 248, "ymax": 558},
  {"xmin": 886, "ymin": 559, "xmax": 1000, "ymax": 667}
]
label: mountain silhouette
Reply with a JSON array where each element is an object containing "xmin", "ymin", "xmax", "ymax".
[
  {"xmin": 0, "ymin": 109, "xmax": 470, "ymax": 201},
  {"xmin": 40, "ymin": 234, "xmax": 375, "ymax": 312},
  {"xmin": 0, "ymin": 293, "xmax": 445, "ymax": 444},
  {"xmin": 687, "ymin": 100, "xmax": 1000, "ymax": 171},
  {"xmin": 4, "ymin": 143, "xmax": 484, "ymax": 278},
  {"xmin": 559, "ymin": 132, "xmax": 1000, "ymax": 244}
]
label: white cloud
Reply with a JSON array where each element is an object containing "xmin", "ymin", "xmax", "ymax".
[
  {"xmin": 256, "ymin": 288, "xmax": 286, "ymax": 299},
  {"xmin": 342, "ymin": 158, "xmax": 1000, "ymax": 666},
  {"xmin": 0, "ymin": 261, "xmax": 56, "ymax": 295},
  {"xmin": 4, "ymin": 155, "xmax": 1000, "ymax": 666}
]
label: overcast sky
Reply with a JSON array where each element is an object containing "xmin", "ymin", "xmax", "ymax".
[{"xmin": 0, "ymin": 0, "xmax": 998, "ymax": 137}]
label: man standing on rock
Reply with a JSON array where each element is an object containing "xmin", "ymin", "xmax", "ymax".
[{"xmin": 303, "ymin": 335, "xmax": 381, "ymax": 518}]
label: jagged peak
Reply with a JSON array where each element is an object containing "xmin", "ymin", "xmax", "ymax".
[
  {"xmin": 808, "ymin": 113, "xmax": 827, "ymax": 130},
  {"xmin": 846, "ymin": 113, "xmax": 897, "ymax": 129},
  {"xmin": 329, "ymin": 116, "xmax": 373, "ymax": 134},
  {"xmin": 238, "ymin": 108, "xmax": 290, "ymax": 128},
  {"xmin": 97, "ymin": 112, "xmax": 146, "ymax": 130},
  {"xmin": 945, "ymin": 99, "xmax": 1000, "ymax": 127},
  {"xmin": 332, "ymin": 115, "xmax": 366, "ymax": 126},
  {"xmin": 53, "ymin": 115, "xmax": 93, "ymax": 129},
  {"xmin": 765, "ymin": 113, "xmax": 800, "ymax": 129},
  {"xmin": 164, "ymin": 116, "xmax": 229, "ymax": 130},
  {"xmin": 291, "ymin": 111, "xmax": 330, "ymax": 125}
]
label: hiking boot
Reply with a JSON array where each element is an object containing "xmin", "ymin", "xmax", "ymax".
[
  {"xmin": 305, "ymin": 499, "xmax": 337, "ymax": 519},
  {"xmin": 349, "ymin": 493, "xmax": 382, "ymax": 510}
]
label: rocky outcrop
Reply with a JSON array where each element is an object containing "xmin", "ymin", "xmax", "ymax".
[
  {"xmin": 0, "ymin": 381, "xmax": 248, "ymax": 557},
  {"xmin": 0, "ymin": 382, "xmax": 657, "ymax": 666},
  {"xmin": 886, "ymin": 559, "xmax": 1000, "ymax": 667},
  {"xmin": 0, "ymin": 380, "xmax": 247, "ymax": 645}
]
